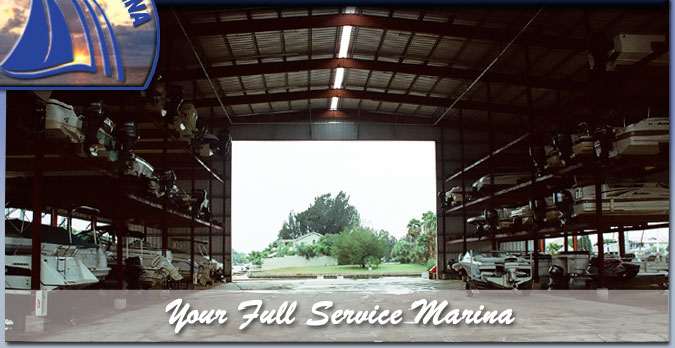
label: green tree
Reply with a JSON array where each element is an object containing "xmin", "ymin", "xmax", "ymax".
[
  {"xmin": 276, "ymin": 243, "xmax": 296, "ymax": 257},
  {"xmin": 315, "ymin": 234, "xmax": 337, "ymax": 256},
  {"xmin": 278, "ymin": 212, "xmax": 308, "ymax": 240},
  {"xmin": 297, "ymin": 243, "xmax": 318, "ymax": 260},
  {"xmin": 421, "ymin": 211, "xmax": 437, "ymax": 260},
  {"xmin": 411, "ymin": 233, "xmax": 430, "ymax": 264},
  {"xmin": 331, "ymin": 226, "xmax": 388, "ymax": 267},
  {"xmin": 277, "ymin": 192, "xmax": 360, "ymax": 239},
  {"xmin": 391, "ymin": 239, "xmax": 414, "ymax": 263},
  {"xmin": 406, "ymin": 218, "xmax": 422, "ymax": 242},
  {"xmin": 233, "ymin": 250, "xmax": 250, "ymax": 264},
  {"xmin": 377, "ymin": 230, "xmax": 397, "ymax": 261},
  {"xmin": 547, "ymin": 242, "xmax": 562, "ymax": 254},
  {"xmin": 248, "ymin": 250, "xmax": 265, "ymax": 266},
  {"xmin": 578, "ymin": 235, "xmax": 592, "ymax": 252}
]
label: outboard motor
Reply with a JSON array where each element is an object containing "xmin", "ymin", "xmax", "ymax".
[
  {"xmin": 529, "ymin": 197, "xmax": 547, "ymax": 228},
  {"xmin": 528, "ymin": 142, "xmax": 547, "ymax": 175},
  {"xmin": 125, "ymin": 256, "xmax": 143, "ymax": 290},
  {"xmin": 192, "ymin": 189, "xmax": 210, "ymax": 220},
  {"xmin": 82, "ymin": 100, "xmax": 107, "ymax": 156},
  {"xmin": 158, "ymin": 170, "xmax": 178, "ymax": 196},
  {"xmin": 484, "ymin": 209, "xmax": 499, "ymax": 234},
  {"xmin": 548, "ymin": 264, "xmax": 569, "ymax": 289},
  {"xmin": 593, "ymin": 124, "xmax": 614, "ymax": 164},
  {"xmin": 114, "ymin": 121, "xmax": 140, "ymax": 168},
  {"xmin": 553, "ymin": 190, "xmax": 574, "ymax": 225},
  {"xmin": 438, "ymin": 191, "xmax": 451, "ymax": 209},
  {"xmin": 194, "ymin": 133, "xmax": 222, "ymax": 158}
]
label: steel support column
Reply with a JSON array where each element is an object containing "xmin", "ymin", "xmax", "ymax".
[
  {"xmin": 31, "ymin": 129, "xmax": 44, "ymax": 290},
  {"xmin": 438, "ymin": 128, "xmax": 447, "ymax": 279},
  {"xmin": 226, "ymin": 155, "xmax": 227, "ymax": 275},
  {"xmin": 563, "ymin": 232, "xmax": 569, "ymax": 252},
  {"xmin": 223, "ymin": 156, "xmax": 232, "ymax": 282},
  {"xmin": 115, "ymin": 220, "xmax": 126, "ymax": 289},
  {"xmin": 618, "ymin": 226, "xmax": 626, "ymax": 258},
  {"xmin": 208, "ymin": 158, "xmax": 213, "ymax": 262},
  {"xmin": 50, "ymin": 208, "xmax": 58, "ymax": 227},
  {"xmin": 161, "ymin": 116, "xmax": 169, "ymax": 257},
  {"xmin": 459, "ymin": 110, "xmax": 467, "ymax": 255},
  {"xmin": 525, "ymin": 44, "xmax": 539, "ymax": 284},
  {"xmin": 487, "ymin": 82, "xmax": 497, "ymax": 251},
  {"xmin": 573, "ymin": 235, "xmax": 578, "ymax": 251},
  {"xmin": 190, "ymin": 162, "xmax": 196, "ymax": 289},
  {"xmin": 595, "ymin": 171, "xmax": 605, "ymax": 288}
]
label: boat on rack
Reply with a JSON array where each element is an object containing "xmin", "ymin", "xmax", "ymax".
[
  {"xmin": 5, "ymin": 219, "xmax": 110, "ymax": 281},
  {"xmin": 452, "ymin": 251, "xmax": 533, "ymax": 290},
  {"xmin": 608, "ymin": 117, "xmax": 669, "ymax": 158},
  {"xmin": 472, "ymin": 173, "xmax": 530, "ymax": 196},
  {"xmin": 556, "ymin": 182, "xmax": 670, "ymax": 218}
]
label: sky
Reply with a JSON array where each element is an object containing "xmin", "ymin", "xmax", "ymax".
[{"xmin": 231, "ymin": 141, "xmax": 438, "ymax": 253}]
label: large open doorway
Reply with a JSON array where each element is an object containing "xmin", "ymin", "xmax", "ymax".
[{"xmin": 230, "ymin": 141, "xmax": 438, "ymax": 288}]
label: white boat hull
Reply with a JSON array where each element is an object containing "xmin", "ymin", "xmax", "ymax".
[{"xmin": 5, "ymin": 255, "xmax": 99, "ymax": 291}]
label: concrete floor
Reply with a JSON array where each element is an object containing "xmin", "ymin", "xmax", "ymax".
[
  {"xmin": 224, "ymin": 277, "xmax": 465, "ymax": 293},
  {"xmin": 6, "ymin": 278, "xmax": 669, "ymax": 342}
]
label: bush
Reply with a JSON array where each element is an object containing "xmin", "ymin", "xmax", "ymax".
[
  {"xmin": 314, "ymin": 234, "xmax": 337, "ymax": 256},
  {"xmin": 296, "ymin": 243, "xmax": 318, "ymax": 260},
  {"xmin": 332, "ymin": 226, "xmax": 388, "ymax": 267},
  {"xmin": 365, "ymin": 256, "xmax": 381, "ymax": 269},
  {"xmin": 424, "ymin": 258, "xmax": 436, "ymax": 270},
  {"xmin": 391, "ymin": 240, "xmax": 413, "ymax": 264},
  {"xmin": 411, "ymin": 244, "xmax": 429, "ymax": 265}
]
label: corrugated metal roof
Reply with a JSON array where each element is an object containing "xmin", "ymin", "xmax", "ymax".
[{"xmin": 166, "ymin": 6, "xmax": 667, "ymax": 125}]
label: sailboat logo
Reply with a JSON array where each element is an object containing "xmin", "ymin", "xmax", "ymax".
[{"xmin": 1, "ymin": 0, "xmax": 126, "ymax": 81}]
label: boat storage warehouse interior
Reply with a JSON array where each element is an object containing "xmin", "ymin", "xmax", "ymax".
[{"xmin": 3, "ymin": 4, "xmax": 670, "ymax": 337}]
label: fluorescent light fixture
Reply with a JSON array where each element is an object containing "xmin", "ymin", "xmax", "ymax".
[
  {"xmin": 338, "ymin": 26, "xmax": 352, "ymax": 58},
  {"xmin": 345, "ymin": 6, "xmax": 356, "ymax": 14},
  {"xmin": 330, "ymin": 97, "xmax": 339, "ymax": 110},
  {"xmin": 333, "ymin": 67, "xmax": 345, "ymax": 89}
]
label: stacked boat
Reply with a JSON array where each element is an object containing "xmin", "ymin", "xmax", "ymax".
[
  {"xmin": 452, "ymin": 252, "xmax": 533, "ymax": 291},
  {"xmin": 439, "ymin": 115, "xmax": 670, "ymax": 238},
  {"xmin": 5, "ymin": 219, "xmax": 109, "ymax": 292}
]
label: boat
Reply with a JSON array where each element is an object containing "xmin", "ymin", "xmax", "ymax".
[
  {"xmin": 169, "ymin": 239, "xmax": 220, "ymax": 286},
  {"xmin": 547, "ymin": 252, "xmax": 592, "ymax": 289},
  {"xmin": 607, "ymin": 117, "xmax": 669, "ymax": 158},
  {"xmin": 172, "ymin": 103, "xmax": 200, "ymax": 142},
  {"xmin": 44, "ymin": 99, "xmax": 85, "ymax": 144},
  {"xmin": 467, "ymin": 208, "xmax": 514, "ymax": 237},
  {"xmin": 82, "ymin": 227, "xmax": 184, "ymax": 289},
  {"xmin": 529, "ymin": 196, "xmax": 563, "ymax": 226},
  {"xmin": 570, "ymin": 123, "xmax": 596, "ymax": 158},
  {"xmin": 509, "ymin": 205, "xmax": 534, "ymax": 231},
  {"xmin": 5, "ymin": 219, "xmax": 110, "ymax": 280},
  {"xmin": 472, "ymin": 173, "xmax": 530, "ymax": 196},
  {"xmin": 452, "ymin": 252, "xmax": 533, "ymax": 290},
  {"xmin": 439, "ymin": 186, "xmax": 470, "ymax": 208},
  {"xmin": 125, "ymin": 155, "xmax": 155, "ymax": 179},
  {"xmin": 6, "ymin": 254, "xmax": 100, "ymax": 292},
  {"xmin": 558, "ymin": 182, "xmax": 669, "ymax": 218}
]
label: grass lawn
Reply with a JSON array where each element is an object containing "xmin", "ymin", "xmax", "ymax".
[{"xmin": 251, "ymin": 263, "xmax": 429, "ymax": 277}]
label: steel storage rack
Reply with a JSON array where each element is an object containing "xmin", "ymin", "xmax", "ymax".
[
  {"xmin": 5, "ymin": 89, "xmax": 230, "ymax": 290},
  {"xmin": 440, "ymin": 39, "xmax": 669, "ymax": 289}
]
